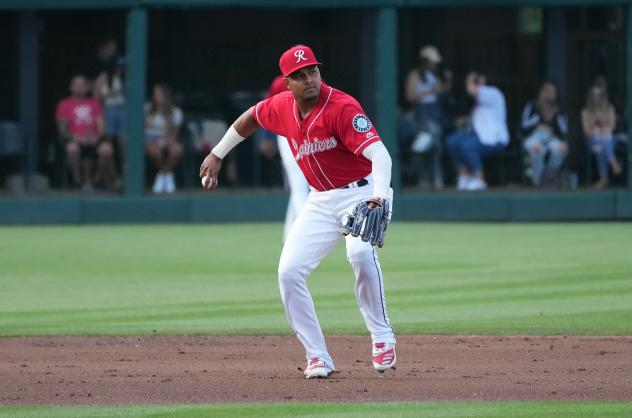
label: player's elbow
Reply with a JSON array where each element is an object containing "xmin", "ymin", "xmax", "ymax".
[
  {"xmin": 382, "ymin": 151, "xmax": 392, "ymax": 169},
  {"xmin": 374, "ymin": 145, "xmax": 392, "ymax": 170}
]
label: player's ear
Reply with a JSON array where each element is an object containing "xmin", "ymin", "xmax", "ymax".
[{"xmin": 283, "ymin": 77, "xmax": 290, "ymax": 88}]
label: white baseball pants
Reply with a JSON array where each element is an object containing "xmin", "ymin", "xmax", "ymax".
[
  {"xmin": 277, "ymin": 135, "xmax": 309, "ymax": 241},
  {"xmin": 277, "ymin": 179, "xmax": 395, "ymax": 370}
]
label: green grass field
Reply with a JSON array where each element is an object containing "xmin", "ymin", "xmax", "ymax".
[
  {"xmin": 2, "ymin": 402, "xmax": 632, "ymax": 418},
  {"xmin": 1, "ymin": 223, "xmax": 631, "ymax": 336},
  {"xmin": 1, "ymin": 223, "xmax": 631, "ymax": 417}
]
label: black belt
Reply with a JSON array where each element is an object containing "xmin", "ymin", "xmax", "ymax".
[{"xmin": 342, "ymin": 178, "xmax": 369, "ymax": 189}]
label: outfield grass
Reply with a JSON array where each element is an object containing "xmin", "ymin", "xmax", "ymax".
[
  {"xmin": 2, "ymin": 402, "xmax": 632, "ymax": 418},
  {"xmin": 0, "ymin": 223, "xmax": 631, "ymax": 336}
]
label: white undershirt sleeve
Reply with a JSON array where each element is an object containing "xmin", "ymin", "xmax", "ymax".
[
  {"xmin": 210, "ymin": 125, "xmax": 246, "ymax": 159},
  {"xmin": 361, "ymin": 141, "xmax": 392, "ymax": 199}
]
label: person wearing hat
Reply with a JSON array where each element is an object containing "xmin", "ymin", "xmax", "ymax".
[
  {"xmin": 200, "ymin": 45, "xmax": 397, "ymax": 379},
  {"xmin": 404, "ymin": 45, "xmax": 452, "ymax": 189}
]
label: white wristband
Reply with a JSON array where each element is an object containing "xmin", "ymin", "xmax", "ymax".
[{"xmin": 211, "ymin": 125, "xmax": 246, "ymax": 159}]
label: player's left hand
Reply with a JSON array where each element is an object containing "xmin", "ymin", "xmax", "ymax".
[
  {"xmin": 366, "ymin": 198, "xmax": 381, "ymax": 209},
  {"xmin": 341, "ymin": 197, "xmax": 391, "ymax": 247},
  {"xmin": 199, "ymin": 153, "xmax": 223, "ymax": 190}
]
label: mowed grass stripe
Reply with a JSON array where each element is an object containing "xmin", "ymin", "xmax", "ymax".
[
  {"xmin": 3, "ymin": 270, "xmax": 628, "ymax": 318},
  {"xmin": 2, "ymin": 286, "xmax": 628, "ymax": 331},
  {"xmin": 1, "ymin": 402, "xmax": 632, "ymax": 418},
  {"xmin": 0, "ymin": 223, "xmax": 630, "ymax": 336}
]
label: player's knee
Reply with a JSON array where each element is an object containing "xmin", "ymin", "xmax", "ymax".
[{"xmin": 278, "ymin": 261, "xmax": 302, "ymax": 285}]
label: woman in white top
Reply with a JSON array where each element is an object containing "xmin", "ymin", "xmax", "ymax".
[
  {"xmin": 144, "ymin": 83, "xmax": 184, "ymax": 193},
  {"xmin": 404, "ymin": 45, "xmax": 452, "ymax": 189}
]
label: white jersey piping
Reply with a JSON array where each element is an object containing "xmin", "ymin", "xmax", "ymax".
[
  {"xmin": 306, "ymin": 86, "xmax": 335, "ymax": 189},
  {"xmin": 293, "ymin": 99, "xmax": 326, "ymax": 190}
]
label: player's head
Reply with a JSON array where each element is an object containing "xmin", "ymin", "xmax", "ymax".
[
  {"xmin": 279, "ymin": 45, "xmax": 322, "ymax": 101},
  {"xmin": 284, "ymin": 65, "xmax": 321, "ymax": 101},
  {"xmin": 69, "ymin": 75, "xmax": 89, "ymax": 98}
]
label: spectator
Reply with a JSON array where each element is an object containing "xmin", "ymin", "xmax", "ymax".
[
  {"xmin": 446, "ymin": 72, "xmax": 509, "ymax": 191},
  {"xmin": 520, "ymin": 82, "xmax": 568, "ymax": 187},
  {"xmin": 581, "ymin": 84, "xmax": 621, "ymax": 189},
  {"xmin": 144, "ymin": 83, "xmax": 184, "ymax": 194},
  {"xmin": 93, "ymin": 55, "xmax": 126, "ymax": 188},
  {"xmin": 56, "ymin": 75, "xmax": 113, "ymax": 192},
  {"xmin": 404, "ymin": 45, "xmax": 452, "ymax": 189}
]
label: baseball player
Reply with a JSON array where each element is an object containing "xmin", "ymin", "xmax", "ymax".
[
  {"xmin": 200, "ymin": 45, "xmax": 396, "ymax": 379},
  {"xmin": 265, "ymin": 75, "xmax": 310, "ymax": 241}
]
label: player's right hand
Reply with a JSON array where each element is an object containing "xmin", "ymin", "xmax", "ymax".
[{"xmin": 199, "ymin": 153, "xmax": 223, "ymax": 190}]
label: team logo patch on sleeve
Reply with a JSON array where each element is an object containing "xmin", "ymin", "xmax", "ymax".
[{"xmin": 352, "ymin": 114, "xmax": 372, "ymax": 133}]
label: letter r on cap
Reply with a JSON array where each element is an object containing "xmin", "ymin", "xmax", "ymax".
[{"xmin": 294, "ymin": 50, "xmax": 307, "ymax": 63}]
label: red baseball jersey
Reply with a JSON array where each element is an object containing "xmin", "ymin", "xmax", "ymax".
[{"xmin": 253, "ymin": 83, "xmax": 381, "ymax": 191}]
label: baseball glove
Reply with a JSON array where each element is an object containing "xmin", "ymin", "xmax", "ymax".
[{"xmin": 341, "ymin": 197, "xmax": 391, "ymax": 248}]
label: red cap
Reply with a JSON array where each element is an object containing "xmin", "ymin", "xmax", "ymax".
[{"xmin": 279, "ymin": 45, "xmax": 322, "ymax": 77}]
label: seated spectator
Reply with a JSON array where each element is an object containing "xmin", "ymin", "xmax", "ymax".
[
  {"xmin": 56, "ymin": 74, "xmax": 114, "ymax": 192},
  {"xmin": 581, "ymin": 84, "xmax": 621, "ymax": 189},
  {"xmin": 521, "ymin": 82, "xmax": 568, "ymax": 187},
  {"xmin": 144, "ymin": 83, "xmax": 184, "ymax": 194},
  {"xmin": 446, "ymin": 72, "xmax": 509, "ymax": 191},
  {"xmin": 404, "ymin": 45, "xmax": 452, "ymax": 189}
]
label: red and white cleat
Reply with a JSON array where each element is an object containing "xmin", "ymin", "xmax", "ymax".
[
  {"xmin": 372, "ymin": 342, "xmax": 396, "ymax": 372},
  {"xmin": 304, "ymin": 358, "xmax": 334, "ymax": 379}
]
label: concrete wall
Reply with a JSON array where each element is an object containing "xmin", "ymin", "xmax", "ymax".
[{"xmin": 1, "ymin": 191, "xmax": 630, "ymax": 224}]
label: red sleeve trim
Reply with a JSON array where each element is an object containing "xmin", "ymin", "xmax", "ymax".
[{"xmin": 353, "ymin": 136, "xmax": 381, "ymax": 155}]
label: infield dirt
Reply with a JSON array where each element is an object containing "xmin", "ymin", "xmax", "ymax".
[{"xmin": 1, "ymin": 335, "xmax": 630, "ymax": 405}]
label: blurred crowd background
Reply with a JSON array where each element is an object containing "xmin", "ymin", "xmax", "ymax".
[{"xmin": 0, "ymin": 5, "xmax": 628, "ymax": 195}]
